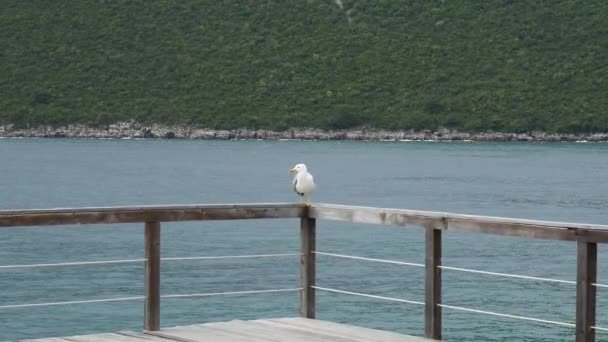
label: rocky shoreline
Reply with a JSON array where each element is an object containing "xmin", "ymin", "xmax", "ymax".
[{"xmin": 1, "ymin": 123, "xmax": 607, "ymax": 142}]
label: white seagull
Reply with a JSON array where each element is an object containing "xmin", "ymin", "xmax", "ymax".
[{"xmin": 289, "ymin": 163, "xmax": 316, "ymax": 205}]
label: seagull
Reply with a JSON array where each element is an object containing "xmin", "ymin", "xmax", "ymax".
[{"xmin": 289, "ymin": 163, "xmax": 316, "ymax": 205}]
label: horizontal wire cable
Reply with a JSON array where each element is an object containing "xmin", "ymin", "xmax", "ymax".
[
  {"xmin": 439, "ymin": 265, "xmax": 576, "ymax": 285},
  {"xmin": 315, "ymin": 251, "xmax": 599, "ymax": 286},
  {"xmin": 592, "ymin": 326, "xmax": 608, "ymax": 332},
  {"xmin": 438, "ymin": 304, "xmax": 575, "ymax": 328},
  {"xmin": 162, "ymin": 288, "xmax": 302, "ymax": 299},
  {"xmin": 0, "ymin": 253, "xmax": 299, "ymax": 269},
  {"xmin": 0, "ymin": 288, "xmax": 301, "ymax": 310},
  {"xmin": 313, "ymin": 285, "xmax": 576, "ymax": 329},
  {"xmin": 312, "ymin": 286, "xmax": 424, "ymax": 306},
  {"xmin": 0, "ymin": 296, "xmax": 145, "ymax": 309},
  {"xmin": 162, "ymin": 253, "xmax": 301, "ymax": 261},
  {"xmin": 0, "ymin": 259, "xmax": 145, "ymax": 269},
  {"xmin": 7, "ymin": 252, "xmax": 607, "ymax": 288},
  {"xmin": 314, "ymin": 251, "xmax": 424, "ymax": 268}
]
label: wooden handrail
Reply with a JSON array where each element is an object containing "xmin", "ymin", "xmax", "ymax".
[
  {"xmin": 310, "ymin": 203, "xmax": 608, "ymax": 243},
  {"xmin": 2, "ymin": 203, "xmax": 607, "ymax": 243},
  {"xmin": 0, "ymin": 202, "xmax": 605, "ymax": 341},
  {"xmin": 0, "ymin": 203, "xmax": 305, "ymax": 227}
]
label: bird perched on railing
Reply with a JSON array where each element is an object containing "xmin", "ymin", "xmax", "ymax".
[{"xmin": 289, "ymin": 163, "xmax": 316, "ymax": 206}]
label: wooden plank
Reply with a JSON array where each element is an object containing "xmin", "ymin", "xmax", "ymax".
[
  {"xmin": 445, "ymin": 216, "xmax": 580, "ymax": 242},
  {"xmin": 147, "ymin": 328, "xmax": 253, "ymax": 342},
  {"xmin": 576, "ymin": 241, "xmax": 597, "ymax": 342},
  {"xmin": 300, "ymin": 210, "xmax": 316, "ymax": 319},
  {"xmin": 202, "ymin": 319, "xmax": 429, "ymax": 342},
  {"xmin": 183, "ymin": 320, "xmax": 302, "ymax": 341},
  {"xmin": 116, "ymin": 332, "xmax": 179, "ymax": 342},
  {"xmin": 3, "ymin": 201, "xmax": 608, "ymax": 243},
  {"xmin": 424, "ymin": 228, "xmax": 441, "ymax": 340},
  {"xmin": 310, "ymin": 204, "xmax": 608, "ymax": 243},
  {"xmin": 309, "ymin": 204, "xmax": 444, "ymax": 229},
  {"xmin": 255, "ymin": 320, "xmax": 370, "ymax": 342},
  {"xmin": 22, "ymin": 338, "xmax": 75, "ymax": 342},
  {"xmin": 144, "ymin": 221, "xmax": 161, "ymax": 331},
  {"xmin": 201, "ymin": 320, "xmax": 339, "ymax": 342},
  {"xmin": 61, "ymin": 333, "xmax": 160, "ymax": 342},
  {"xmin": 0, "ymin": 203, "xmax": 304, "ymax": 227},
  {"xmin": 22, "ymin": 319, "xmax": 433, "ymax": 342},
  {"xmin": 266, "ymin": 318, "xmax": 431, "ymax": 342}
]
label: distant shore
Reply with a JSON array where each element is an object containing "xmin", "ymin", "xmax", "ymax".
[{"xmin": 1, "ymin": 123, "xmax": 607, "ymax": 142}]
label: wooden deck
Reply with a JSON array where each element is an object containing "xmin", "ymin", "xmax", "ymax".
[
  {"xmin": 23, "ymin": 318, "xmax": 433, "ymax": 342},
  {"xmin": 4, "ymin": 202, "xmax": 607, "ymax": 341}
]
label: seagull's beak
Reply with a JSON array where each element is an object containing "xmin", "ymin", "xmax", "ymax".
[{"xmin": 289, "ymin": 168, "xmax": 296, "ymax": 173}]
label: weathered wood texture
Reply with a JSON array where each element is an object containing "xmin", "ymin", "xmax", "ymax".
[
  {"xmin": 300, "ymin": 214, "xmax": 316, "ymax": 319},
  {"xmin": 310, "ymin": 204, "xmax": 608, "ymax": 242},
  {"xmin": 576, "ymin": 241, "xmax": 597, "ymax": 342},
  {"xmin": 6, "ymin": 202, "xmax": 608, "ymax": 340},
  {"xmin": 23, "ymin": 318, "xmax": 433, "ymax": 342},
  {"xmin": 3, "ymin": 202, "xmax": 608, "ymax": 244},
  {"xmin": 424, "ymin": 228, "xmax": 441, "ymax": 340},
  {"xmin": 144, "ymin": 222, "xmax": 161, "ymax": 331},
  {"xmin": 0, "ymin": 203, "xmax": 304, "ymax": 227}
]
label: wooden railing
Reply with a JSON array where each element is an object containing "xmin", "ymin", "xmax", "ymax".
[{"xmin": 1, "ymin": 203, "xmax": 608, "ymax": 341}]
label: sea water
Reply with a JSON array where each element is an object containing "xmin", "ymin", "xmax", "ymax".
[{"xmin": 1, "ymin": 139, "xmax": 607, "ymax": 341}]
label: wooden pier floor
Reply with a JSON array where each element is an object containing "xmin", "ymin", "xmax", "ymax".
[{"xmin": 23, "ymin": 318, "xmax": 433, "ymax": 342}]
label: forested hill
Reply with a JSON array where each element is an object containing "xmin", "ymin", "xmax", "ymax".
[{"xmin": 2, "ymin": 1, "xmax": 607, "ymax": 133}]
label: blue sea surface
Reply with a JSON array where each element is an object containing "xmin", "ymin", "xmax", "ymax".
[{"xmin": 1, "ymin": 139, "xmax": 607, "ymax": 341}]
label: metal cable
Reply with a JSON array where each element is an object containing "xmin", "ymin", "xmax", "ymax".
[
  {"xmin": 315, "ymin": 251, "xmax": 608, "ymax": 287},
  {"xmin": 312, "ymin": 286, "xmax": 424, "ymax": 306},
  {"xmin": 162, "ymin": 288, "xmax": 302, "ymax": 299},
  {"xmin": 314, "ymin": 251, "xmax": 424, "ymax": 267},
  {"xmin": 0, "ymin": 253, "xmax": 299, "ymax": 269},
  {"xmin": 5, "ymin": 252, "xmax": 607, "ymax": 288},
  {"xmin": 0, "ymin": 259, "xmax": 145, "ymax": 269},
  {"xmin": 0, "ymin": 288, "xmax": 301, "ymax": 309},
  {"xmin": 162, "ymin": 253, "xmax": 300, "ymax": 261},
  {"xmin": 439, "ymin": 266, "xmax": 576, "ymax": 285},
  {"xmin": 0, "ymin": 296, "xmax": 145, "ymax": 309},
  {"xmin": 438, "ymin": 304, "xmax": 575, "ymax": 328},
  {"xmin": 313, "ymin": 285, "xmax": 576, "ymax": 329}
]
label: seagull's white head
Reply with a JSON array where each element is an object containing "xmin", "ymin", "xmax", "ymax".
[{"xmin": 289, "ymin": 163, "xmax": 308, "ymax": 174}]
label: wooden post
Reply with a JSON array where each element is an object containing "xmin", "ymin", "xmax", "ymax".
[
  {"xmin": 144, "ymin": 221, "xmax": 161, "ymax": 331},
  {"xmin": 576, "ymin": 241, "xmax": 597, "ymax": 342},
  {"xmin": 425, "ymin": 227, "xmax": 442, "ymax": 340},
  {"xmin": 300, "ymin": 212, "xmax": 316, "ymax": 319}
]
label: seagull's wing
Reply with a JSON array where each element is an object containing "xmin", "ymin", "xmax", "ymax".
[
  {"xmin": 292, "ymin": 177, "xmax": 299, "ymax": 194},
  {"xmin": 307, "ymin": 173, "xmax": 316, "ymax": 190}
]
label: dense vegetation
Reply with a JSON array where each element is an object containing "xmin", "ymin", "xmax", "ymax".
[{"xmin": 1, "ymin": 0, "xmax": 607, "ymax": 132}]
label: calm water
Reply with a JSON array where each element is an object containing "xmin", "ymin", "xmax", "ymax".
[{"xmin": 1, "ymin": 139, "xmax": 607, "ymax": 341}]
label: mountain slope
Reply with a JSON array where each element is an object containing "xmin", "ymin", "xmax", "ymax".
[{"xmin": 2, "ymin": 0, "xmax": 607, "ymax": 132}]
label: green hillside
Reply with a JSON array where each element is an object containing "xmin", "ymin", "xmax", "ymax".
[{"xmin": 1, "ymin": 0, "xmax": 607, "ymax": 132}]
